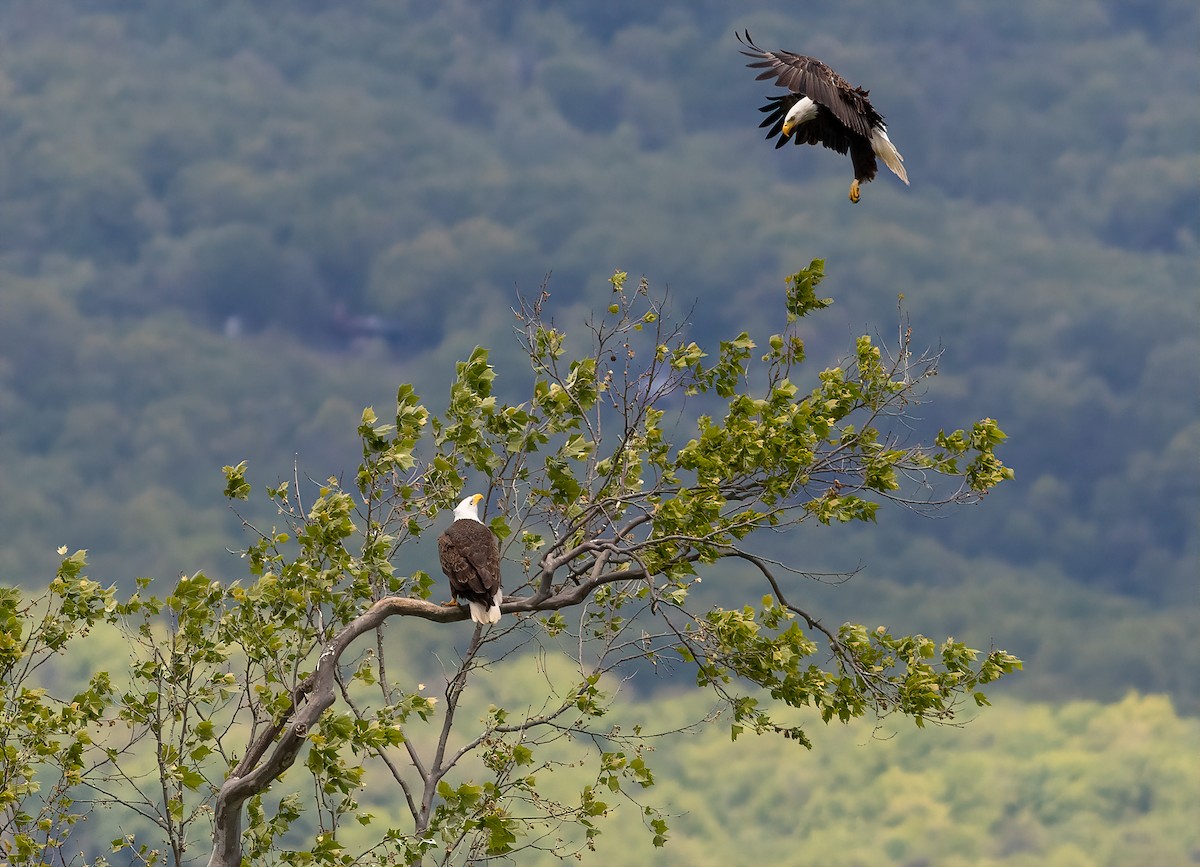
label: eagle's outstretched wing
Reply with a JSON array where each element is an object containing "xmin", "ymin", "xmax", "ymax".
[{"xmin": 736, "ymin": 30, "xmax": 879, "ymax": 141}]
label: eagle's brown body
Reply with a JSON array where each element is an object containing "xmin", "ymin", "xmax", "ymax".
[{"xmin": 438, "ymin": 494, "xmax": 502, "ymax": 624}]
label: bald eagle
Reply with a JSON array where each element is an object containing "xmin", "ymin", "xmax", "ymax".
[
  {"xmin": 438, "ymin": 494, "xmax": 503, "ymax": 625},
  {"xmin": 736, "ymin": 30, "xmax": 908, "ymax": 202}
]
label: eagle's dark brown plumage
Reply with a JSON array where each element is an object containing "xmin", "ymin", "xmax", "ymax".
[
  {"xmin": 736, "ymin": 30, "xmax": 908, "ymax": 202},
  {"xmin": 438, "ymin": 494, "xmax": 502, "ymax": 624}
]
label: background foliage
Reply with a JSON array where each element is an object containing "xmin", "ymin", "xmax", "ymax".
[{"xmin": 0, "ymin": 0, "xmax": 1195, "ymax": 863}]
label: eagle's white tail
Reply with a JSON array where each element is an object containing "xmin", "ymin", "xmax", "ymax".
[
  {"xmin": 468, "ymin": 590, "xmax": 503, "ymax": 625},
  {"xmin": 871, "ymin": 127, "xmax": 909, "ymax": 185}
]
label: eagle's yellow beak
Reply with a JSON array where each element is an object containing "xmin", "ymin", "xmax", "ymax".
[
  {"xmin": 472, "ymin": 493, "xmax": 484, "ymax": 505},
  {"xmin": 781, "ymin": 119, "xmax": 795, "ymax": 137}
]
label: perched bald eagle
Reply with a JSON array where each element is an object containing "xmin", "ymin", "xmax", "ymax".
[
  {"xmin": 438, "ymin": 494, "xmax": 503, "ymax": 625},
  {"xmin": 736, "ymin": 30, "xmax": 909, "ymax": 202}
]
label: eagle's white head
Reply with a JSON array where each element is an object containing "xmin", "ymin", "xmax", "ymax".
[
  {"xmin": 781, "ymin": 96, "xmax": 819, "ymax": 138},
  {"xmin": 452, "ymin": 493, "xmax": 484, "ymax": 523}
]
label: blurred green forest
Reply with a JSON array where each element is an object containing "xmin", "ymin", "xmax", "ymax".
[
  {"xmin": 583, "ymin": 690, "xmax": 1200, "ymax": 867},
  {"xmin": 0, "ymin": 0, "xmax": 1196, "ymax": 776}
]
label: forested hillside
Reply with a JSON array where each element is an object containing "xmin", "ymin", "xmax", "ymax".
[
  {"xmin": 0, "ymin": 0, "xmax": 1195, "ymax": 719},
  {"xmin": 580, "ymin": 690, "xmax": 1200, "ymax": 867}
]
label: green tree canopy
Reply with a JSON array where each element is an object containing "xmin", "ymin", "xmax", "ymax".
[{"xmin": 0, "ymin": 264, "xmax": 1018, "ymax": 865}]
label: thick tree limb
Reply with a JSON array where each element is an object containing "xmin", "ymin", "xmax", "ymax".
[
  {"xmin": 205, "ymin": 577, "xmax": 651, "ymax": 865},
  {"xmin": 206, "ymin": 597, "xmax": 471, "ymax": 866}
]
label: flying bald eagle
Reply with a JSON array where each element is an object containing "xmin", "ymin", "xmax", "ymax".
[
  {"xmin": 736, "ymin": 30, "xmax": 909, "ymax": 203},
  {"xmin": 438, "ymin": 494, "xmax": 503, "ymax": 625}
]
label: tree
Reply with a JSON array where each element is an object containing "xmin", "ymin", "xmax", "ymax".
[{"xmin": 0, "ymin": 262, "xmax": 1019, "ymax": 866}]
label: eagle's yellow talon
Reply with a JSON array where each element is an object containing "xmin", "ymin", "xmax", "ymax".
[{"xmin": 849, "ymin": 179, "xmax": 861, "ymax": 203}]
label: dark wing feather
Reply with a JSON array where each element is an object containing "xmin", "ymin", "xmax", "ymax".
[
  {"xmin": 438, "ymin": 520, "xmax": 501, "ymax": 604},
  {"xmin": 736, "ymin": 30, "xmax": 880, "ymax": 140},
  {"xmin": 755, "ymin": 94, "xmax": 878, "ymax": 182}
]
